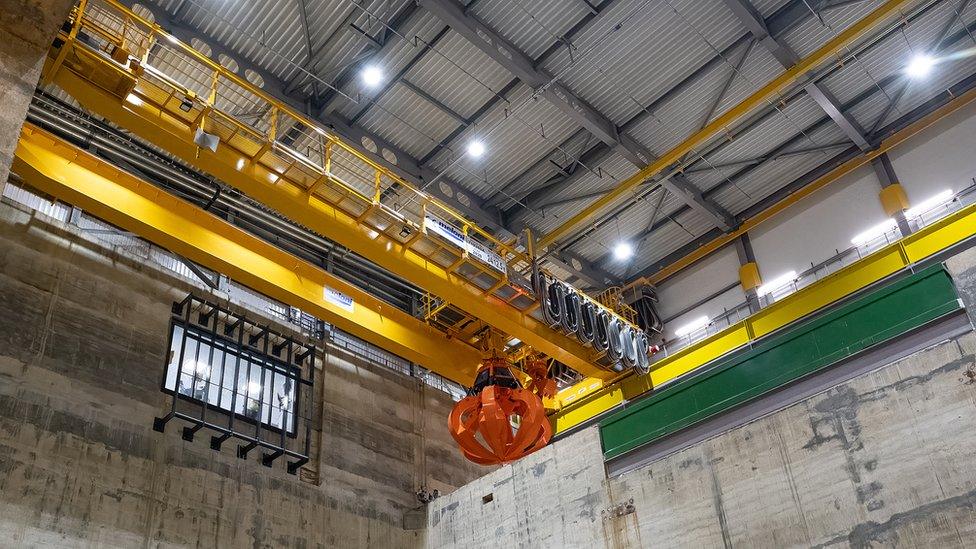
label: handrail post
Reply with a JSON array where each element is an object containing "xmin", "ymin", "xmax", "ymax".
[
  {"xmin": 323, "ymin": 141, "xmax": 333, "ymax": 176},
  {"xmin": 43, "ymin": 0, "xmax": 89, "ymax": 86},
  {"xmin": 267, "ymin": 107, "xmax": 279, "ymax": 142}
]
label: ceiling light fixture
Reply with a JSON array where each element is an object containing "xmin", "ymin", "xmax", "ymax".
[
  {"xmin": 467, "ymin": 140, "xmax": 485, "ymax": 158},
  {"xmin": 613, "ymin": 241, "xmax": 634, "ymax": 261},
  {"xmin": 851, "ymin": 218, "xmax": 898, "ymax": 246},
  {"xmin": 905, "ymin": 54, "xmax": 935, "ymax": 78},
  {"xmin": 361, "ymin": 65, "xmax": 384, "ymax": 88},
  {"xmin": 674, "ymin": 316, "xmax": 710, "ymax": 338},
  {"xmin": 756, "ymin": 270, "xmax": 798, "ymax": 297},
  {"xmin": 905, "ymin": 189, "xmax": 953, "ymax": 219}
]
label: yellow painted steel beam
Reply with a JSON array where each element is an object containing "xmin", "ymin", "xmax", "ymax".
[
  {"xmin": 12, "ymin": 123, "xmax": 483, "ymax": 384},
  {"xmin": 42, "ymin": 32, "xmax": 613, "ymax": 380},
  {"xmin": 634, "ymin": 78, "xmax": 976, "ymax": 287},
  {"xmin": 537, "ymin": 0, "xmax": 915, "ymax": 250},
  {"xmin": 551, "ymin": 199, "xmax": 976, "ymax": 432}
]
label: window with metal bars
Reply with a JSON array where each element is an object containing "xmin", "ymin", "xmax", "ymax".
[{"xmin": 155, "ymin": 295, "xmax": 315, "ymax": 473}]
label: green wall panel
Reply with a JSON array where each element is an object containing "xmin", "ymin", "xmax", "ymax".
[{"xmin": 600, "ymin": 265, "xmax": 962, "ymax": 460}]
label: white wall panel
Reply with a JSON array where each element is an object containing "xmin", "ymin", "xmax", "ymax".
[
  {"xmin": 662, "ymin": 285, "xmax": 747, "ymax": 341},
  {"xmin": 656, "ymin": 244, "xmax": 741, "ymax": 321},
  {"xmin": 750, "ymin": 165, "xmax": 886, "ymax": 278},
  {"xmin": 650, "ymin": 91, "xmax": 976, "ymax": 339},
  {"xmin": 889, "ymin": 100, "xmax": 976, "ymax": 203}
]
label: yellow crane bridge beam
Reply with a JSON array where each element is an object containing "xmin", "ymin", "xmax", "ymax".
[{"xmin": 12, "ymin": 123, "xmax": 483, "ymax": 385}]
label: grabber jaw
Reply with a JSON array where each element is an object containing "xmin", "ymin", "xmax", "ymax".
[{"xmin": 448, "ymin": 357, "xmax": 553, "ymax": 465}]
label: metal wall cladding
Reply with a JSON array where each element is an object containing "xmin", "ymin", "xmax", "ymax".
[{"xmin": 600, "ymin": 264, "xmax": 960, "ymax": 460}]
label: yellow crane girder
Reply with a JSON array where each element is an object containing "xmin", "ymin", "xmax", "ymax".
[{"xmin": 12, "ymin": 123, "xmax": 483, "ymax": 384}]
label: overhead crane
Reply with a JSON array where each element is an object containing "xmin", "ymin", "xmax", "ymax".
[
  {"xmin": 25, "ymin": 0, "xmax": 976, "ymax": 467},
  {"xmin": 41, "ymin": 0, "xmax": 654, "ymax": 385},
  {"xmin": 30, "ymin": 0, "xmax": 669, "ymax": 464}
]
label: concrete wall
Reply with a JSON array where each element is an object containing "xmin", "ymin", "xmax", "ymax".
[
  {"xmin": 0, "ymin": 0, "xmax": 74, "ymax": 191},
  {"xmin": 428, "ymin": 248, "xmax": 976, "ymax": 548},
  {"xmin": 425, "ymin": 426, "xmax": 612, "ymax": 547},
  {"xmin": 0, "ymin": 200, "xmax": 486, "ymax": 547}
]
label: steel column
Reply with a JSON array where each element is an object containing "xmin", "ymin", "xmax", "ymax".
[{"xmin": 872, "ymin": 153, "xmax": 913, "ymax": 236}]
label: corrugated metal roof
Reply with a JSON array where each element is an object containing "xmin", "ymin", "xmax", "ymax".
[
  {"xmin": 470, "ymin": 0, "xmax": 592, "ymax": 60},
  {"xmin": 780, "ymin": 0, "xmax": 887, "ymax": 59},
  {"xmin": 357, "ymin": 82, "xmax": 460, "ymax": 159},
  {"xmin": 540, "ymin": 0, "xmax": 748, "ymax": 125},
  {"xmin": 818, "ymin": 1, "xmax": 956, "ymax": 105},
  {"xmin": 710, "ymin": 44, "xmax": 785, "ymax": 122},
  {"xmin": 701, "ymin": 93, "xmax": 828, "ymax": 165},
  {"xmin": 425, "ymin": 84, "xmax": 582, "ymax": 198},
  {"xmin": 398, "ymin": 30, "xmax": 515, "ymax": 119},
  {"xmin": 331, "ymin": 12, "xmax": 449, "ymax": 119},
  {"xmin": 752, "ymin": 0, "xmax": 792, "ymax": 18},
  {"xmin": 706, "ymin": 133, "xmax": 847, "ymax": 215},
  {"xmin": 156, "ymin": 0, "xmax": 417, "ymax": 85},
  {"xmin": 892, "ymin": 36, "xmax": 976, "ymax": 124},
  {"xmin": 513, "ymin": 151, "xmax": 653, "ymax": 236}
]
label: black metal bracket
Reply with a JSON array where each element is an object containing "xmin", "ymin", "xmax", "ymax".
[
  {"xmin": 224, "ymin": 316, "xmax": 243, "ymax": 337},
  {"xmin": 237, "ymin": 441, "xmax": 258, "ymax": 459},
  {"xmin": 153, "ymin": 413, "xmax": 174, "ymax": 433},
  {"xmin": 182, "ymin": 422, "xmax": 204, "ymax": 442},
  {"xmin": 296, "ymin": 346, "xmax": 314, "ymax": 366},
  {"xmin": 262, "ymin": 449, "xmax": 284, "ymax": 467},
  {"xmin": 210, "ymin": 433, "xmax": 231, "ymax": 451},
  {"xmin": 248, "ymin": 327, "xmax": 269, "ymax": 347},
  {"xmin": 287, "ymin": 457, "xmax": 308, "ymax": 475}
]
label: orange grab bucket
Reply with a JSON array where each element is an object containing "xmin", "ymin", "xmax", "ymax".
[{"xmin": 448, "ymin": 357, "xmax": 553, "ymax": 465}]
